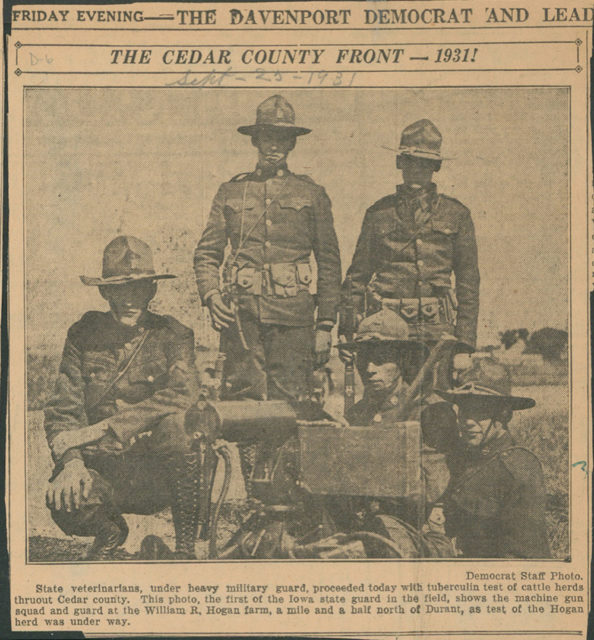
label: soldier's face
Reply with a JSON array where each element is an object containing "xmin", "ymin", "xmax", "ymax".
[
  {"xmin": 458, "ymin": 403, "xmax": 499, "ymax": 448},
  {"xmin": 253, "ymin": 130, "xmax": 296, "ymax": 168},
  {"xmin": 397, "ymin": 155, "xmax": 439, "ymax": 188},
  {"xmin": 364, "ymin": 350, "xmax": 402, "ymax": 393},
  {"xmin": 101, "ymin": 280, "xmax": 157, "ymax": 327}
]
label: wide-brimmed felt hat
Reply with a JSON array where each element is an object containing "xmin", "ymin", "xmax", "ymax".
[
  {"xmin": 80, "ymin": 235, "xmax": 176, "ymax": 286},
  {"xmin": 339, "ymin": 308, "xmax": 424, "ymax": 351},
  {"xmin": 237, "ymin": 95, "xmax": 311, "ymax": 137},
  {"xmin": 435, "ymin": 358, "xmax": 535, "ymax": 411},
  {"xmin": 397, "ymin": 119, "xmax": 444, "ymax": 161}
]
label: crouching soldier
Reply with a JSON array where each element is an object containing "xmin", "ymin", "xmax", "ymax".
[
  {"xmin": 44, "ymin": 236, "xmax": 202, "ymax": 560},
  {"xmin": 437, "ymin": 359, "xmax": 551, "ymax": 558},
  {"xmin": 338, "ymin": 308, "xmax": 457, "ymax": 556}
]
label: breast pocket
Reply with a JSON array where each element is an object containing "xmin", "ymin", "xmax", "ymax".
[
  {"xmin": 375, "ymin": 210, "xmax": 410, "ymax": 242},
  {"xmin": 374, "ymin": 211, "xmax": 413, "ymax": 261},
  {"xmin": 428, "ymin": 219, "xmax": 458, "ymax": 262},
  {"xmin": 276, "ymin": 197, "xmax": 313, "ymax": 247},
  {"xmin": 278, "ymin": 196, "xmax": 312, "ymax": 214},
  {"xmin": 81, "ymin": 356, "xmax": 115, "ymax": 407},
  {"xmin": 224, "ymin": 198, "xmax": 258, "ymax": 238},
  {"xmin": 81, "ymin": 355, "xmax": 114, "ymax": 384},
  {"xmin": 127, "ymin": 359, "xmax": 169, "ymax": 389},
  {"xmin": 431, "ymin": 218, "xmax": 458, "ymax": 238}
]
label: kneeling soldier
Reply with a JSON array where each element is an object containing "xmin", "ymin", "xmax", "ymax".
[
  {"xmin": 341, "ymin": 308, "xmax": 456, "ymax": 544},
  {"xmin": 437, "ymin": 359, "xmax": 551, "ymax": 558},
  {"xmin": 44, "ymin": 236, "xmax": 201, "ymax": 560}
]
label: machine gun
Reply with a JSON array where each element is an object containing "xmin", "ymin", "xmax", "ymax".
[{"xmin": 185, "ymin": 398, "xmax": 453, "ymax": 560}]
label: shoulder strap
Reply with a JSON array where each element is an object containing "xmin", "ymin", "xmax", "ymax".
[{"xmin": 86, "ymin": 329, "xmax": 151, "ymax": 412}]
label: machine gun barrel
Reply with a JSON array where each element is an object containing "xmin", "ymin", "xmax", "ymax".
[{"xmin": 186, "ymin": 399, "xmax": 300, "ymax": 445}]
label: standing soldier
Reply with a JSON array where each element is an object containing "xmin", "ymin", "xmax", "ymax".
[
  {"xmin": 44, "ymin": 237, "xmax": 202, "ymax": 560},
  {"xmin": 194, "ymin": 95, "xmax": 341, "ymax": 402},
  {"xmin": 340, "ymin": 119, "xmax": 479, "ymax": 366}
]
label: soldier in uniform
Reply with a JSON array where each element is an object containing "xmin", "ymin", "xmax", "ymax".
[
  {"xmin": 341, "ymin": 308, "xmax": 456, "ymax": 537},
  {"xmin": 44, "ymin": 236, "xmax": 202, "ymax": 560},
  {"xmin": 340, "ymin": 119, "xmax": 479, "ymax": 369},
  {"xmin": 194, "ymin": 95, "xmax": 341, "ymax": 402},
  {"xmin": 437, "ymin": 359, "xmax": 551, "ymax": 558}
]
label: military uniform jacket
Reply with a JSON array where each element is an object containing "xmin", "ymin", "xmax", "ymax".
[
  {"xmin": 344, "ymin": 183, "xmax": 479, "ymax": 347},
  {"xmin": 44, "ymin": 311, "xmax": 197, "ymax": 469},
  {"xmin": 194, "ymin": 165, "xmax": 341, "ymax": 326},
  {"xmin": 443, "ymin": 432, "xmax": 550, "ymax": 558}
]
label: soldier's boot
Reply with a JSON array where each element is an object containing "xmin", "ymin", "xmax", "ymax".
[
  {"xmin": 85, "ymin": 509, "xmax": 130, "ymax": 561},
  {"xmin": 170, "ymin": 451, "xmax": 201, "ymax": 559}
]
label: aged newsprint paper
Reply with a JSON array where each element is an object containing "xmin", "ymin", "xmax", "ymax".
[{"xmin": 6, "ymin": 0, "xmax": 592, "ymax": 637}]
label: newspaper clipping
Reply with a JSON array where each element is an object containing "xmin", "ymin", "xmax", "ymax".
[{"xmin": 6, "ymin": 0, "xmax": 592, "ymax": 637}]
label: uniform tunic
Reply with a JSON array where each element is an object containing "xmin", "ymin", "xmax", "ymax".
[
  {"xmin": 344, "ymin": 183, "xmax": 479, "ymax": 348},
  {"xmin": 194, "ymin": 165, "xmax": 341, "ymax": 399},
  {"xmin": 443, "ymin": 431, "xmax": 551, "ymax": 558},
  {"xmin": 44, "ymin": 310, "xmax": 198, "ymax": 531}
]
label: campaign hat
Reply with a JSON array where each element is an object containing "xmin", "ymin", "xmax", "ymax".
[
  {"xmin": 435, "ymin": 358, "xmax": 535, "ymax": 411},
  {"xmin": 340, "ymin": 308, "xmax": 418, "ymax": 350},
  {"xmin": 80, "ymin": 235, "xmax": 176, "ymax": 286},
  {"xmin": 237, "ymin": 95, "xmax": 311, "ymax": 137},
  {"xmin": 397, "ymin": 119, "xmax": 444, "ymax": 161}
]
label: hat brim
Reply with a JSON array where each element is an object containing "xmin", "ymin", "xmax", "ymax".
[
  {"xmin": 397, "ymin": 150, "xmax": 446, "ymax": 161},
  {"xmin": 80, "ymin": 273, "xmax": 176, "ymax": 286},
  {"xmin": 237, "ymin": 123, "xmax": 311, "ymax": 137},
  {"xmin": 336, "ymin": 338, "xmax": 423, "ymax": 350},
  {"xmin": 434, "ymin": 389, "xmax": 535, "ymax": 411}
]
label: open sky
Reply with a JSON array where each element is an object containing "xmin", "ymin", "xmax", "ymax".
[{"xmin": 24, "ymin": 87, "xmax": 568, "ymax": 350}]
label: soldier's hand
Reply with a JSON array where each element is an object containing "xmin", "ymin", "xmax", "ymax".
[
  {"xmin": 208, "ymin": 292, "xmax": 235, "ymax": 331},
  {"xmin": 314, "ymin": 330, "xmax": 332, "ymax": 368},
  {"xmin": 51, "ymin": 422, "xmax": 112, "ymax": 459},
  {"xmin": 337, "ymin": 334, "xmax": 355, "ymax": 365},
  {"xmin": 46, "ymin": 459, "xmax": 93, "ymax": 512},
  {"xmin": 425, "ymin": 506, "xmax": 446, "ymax": 535},
  {"xmin": 51, "ymin": 431, "xmax": 78, "ymax": 461}
]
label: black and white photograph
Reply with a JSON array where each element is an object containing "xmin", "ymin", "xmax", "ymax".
[{"xmin": 24, "ymin": 87, "xmax": 570, "ymax": 563}]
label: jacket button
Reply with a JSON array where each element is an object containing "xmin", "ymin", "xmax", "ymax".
[
  {"xmin": 263, "ymin": 263, "xmax": 270, "ymax": 269},
  {"xmin": 266, "ymin": 219, "xmax": 272, "ymax": 227},
  {"xmin": 147, "ymin": 375, "xmax": 155, "ymax": 383},
  {"xmin": 416, "ymin": 239, "xmax": 423, "ymax": 246},
  {"xmin": 264, "ymin": 241, "xmax": 271, "ymax": 248},
  {"xmin": 417, "ymin": 260, "xmax": 424, "ymax": 267},
  {"xmin": 266, "ymin": 198, "xmax": 272, "ymax": 206},
  {"xmin": 444, "ymin": 228, "xmax": 451, "ymax": 234},
  {"xmin": 90, "ymin": 372, "xmax": 96, "ymax": 378}
]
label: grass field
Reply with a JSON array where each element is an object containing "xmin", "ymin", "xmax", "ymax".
[{"xmin": 26, "ymin": 350, "xmax": 569, "ymax": 560}]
